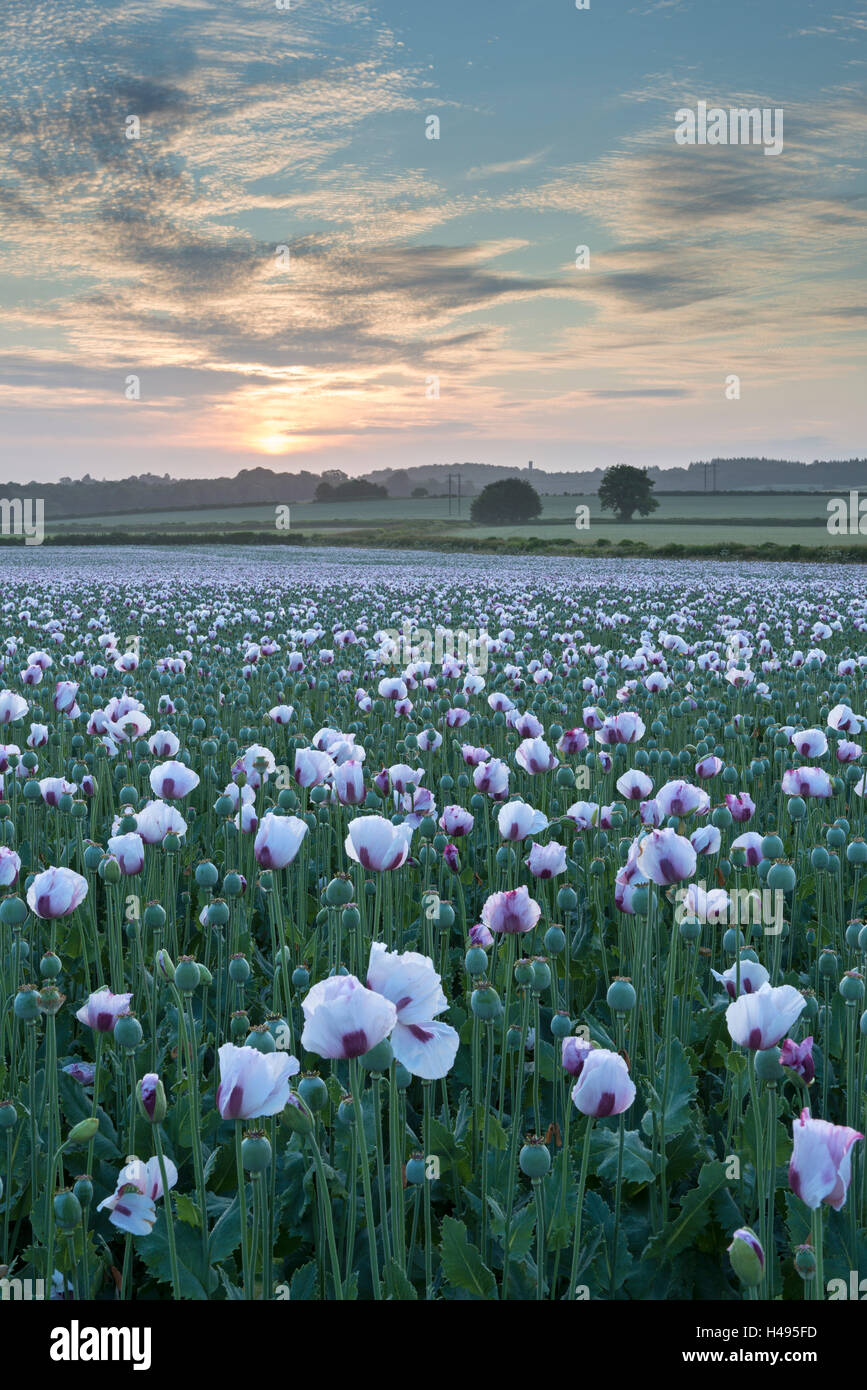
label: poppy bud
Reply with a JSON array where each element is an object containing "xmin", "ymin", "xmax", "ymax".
[
  {"xmin": 68, "ymin": 1117, "xmax": 100, "ymax": 1145},
  {"xmin": 282, "ymin": 1092, "xmax": 315, "ymax": 1135},
  {"xmin": 155, "ymin": 948, "xmax": 175, "ymax": 981},
  {"xmin": 98, "ymin": 854, "xmax": 122, "ymax": 885},
  {"xmin": 728, "ymin": 1227, "xmax": 764, "ymax": 1287},
  {"xmin": 138, "ymin": 1073, "xmax": 167, "ymax": 1125}
]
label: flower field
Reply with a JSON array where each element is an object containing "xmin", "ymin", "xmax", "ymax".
[{"xmin": 2, "ymin": 546, "xmax": 867, "ymax": 1303}]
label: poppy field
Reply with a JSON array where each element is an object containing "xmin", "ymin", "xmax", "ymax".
[{"xmin": 1, "ymin": 546, "xmax": 867, "ymax": 1303}]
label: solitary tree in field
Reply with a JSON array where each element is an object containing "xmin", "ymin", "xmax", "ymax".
[
  {"xmin": 598, "ymin": 465, "xmax": 659, "ymax": 522},
  {"xmin": 470, "ymin": 478, "xmax": 542, "ymax": 525}
]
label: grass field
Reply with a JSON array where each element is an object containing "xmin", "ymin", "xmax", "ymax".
[{"xmin": 51, "ymin": 491, "xmax": 863, "ymax": 549}]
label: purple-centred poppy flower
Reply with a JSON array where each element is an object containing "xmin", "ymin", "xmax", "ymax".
[{"xmin": 300, "ymin": 974, "xmax": 396, "ymax": 1060}]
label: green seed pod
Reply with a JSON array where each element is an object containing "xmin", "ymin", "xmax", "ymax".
[
  {"xmin": 298, "ymin": 1074, "xmax": 329, "ymax": 1111},
  {"xmin": 195, "ymin": 861, "xmax": 219, "ymax": 888},
  {"xmin": 607, "ymin": 977, "xmax": 637, "ymax": 1012},
  {"xmin": 818, "ymin": 949, "xmax": 838, "ymax": 981},
  {"xmin": 464, "ymin": 945, "xmax": 488, "ymax": 975},
  {"xmin": 519, "ymin": 1139, "xmax": 551, "ymax": 1179},
  {"xmin": 767, "ymin": 862, "xmax": 796, "ymax": 894},
  {"xmin": 228, "ymin": 954, "xmax": 251, "ymax": 984},
  {"xmin": 514, "ymin": 958, "xmax": 534, "ymax": 987},
  {"xmin": 335, "ymin": 1097, "xmax": 355, "ymax": 1130},
  {"xmin": 544, "ymin": 925, "xmax": 566, "ymax": 955},
  {"xmin": 845, "ymin": 920, "xmax": 862, "ymax": 950},
  {"xmin": 678, "ymin": 913, "xmax": 702, "ymax": 944},
  {"xmin": 241, "ymin": 1133, "xmax": 272, "ymax": 1172},
  {"xmin": 206, "ymin": 899, "xmax": 230, "ymax": 927},
  {"xmin": 839, "ymin": 971, "xmax": 865, "ymax": 1003},
  {"xmin": 754, "ymin": 1046, "xmax": 784, "ymax": 1082},
  {"xmin": 530, "ymin": 958, "xmax": 551, "ymax": 992},
  {"xmin": 793, "ymin": 1243, "xmax": 817, "ymax": 1281},
  {"xmin": 471, "ymin": 983, "xmax": 501, "ymax": 1021},
  {"xmin": 245, "ymin": 1024, "xmax": 276, "ymax": 1053},
  {"xmin": 114, "ymin": 1013, "xmax": 143, "ymax": 1051},
  {"xmin": 325, "ymin": 875, "xmax": 354, "ymax": 906},
  {"xmin": 13, "ymin": 985, "xmax": 41, "ymax": 1024},
  {"xmin": 174, "ymin": 956, "xmax": 200, "ymax": 992},
  {"xmin": 0, "ymin": 896, "xmax": 27, "ymax": 927},
  {"xmin": 54, "ymin": 1189, "xmax": 83, "ymax": 1230},
  {"xmin": 341, "ymin": 904, "xmax": 361, "ymax": 931},
  {"xmin": 72, "ymin": 1175, "xmax": 93, "ymax": 1207},
  {"xmin": 405, "ymin": 1153, "xmax": 427, "ymax": 1184},
  {"xmin": 39, "ymin": 951, "xmax": 62, "ymax": 979},
  {"xmin": 291, "ymin": 965, "xmax": 310, "ymax": 992}
]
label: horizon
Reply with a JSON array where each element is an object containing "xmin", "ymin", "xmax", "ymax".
[
  {"xmin": 2, "ymin": 0, "xmax": 866, "ymax": 482},
  {"xmin": 5, "ymin": 455, "xmax": 867, "ymax": 492}
]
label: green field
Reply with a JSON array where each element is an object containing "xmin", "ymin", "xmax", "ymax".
[{"xmin": 52, "ymin": 491, "xmax": 864, "ymax": 549}]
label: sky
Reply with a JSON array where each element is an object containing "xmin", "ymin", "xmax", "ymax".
[{"xmin": 1, "ymin": 0, "xmax": 866, "ymax": 483}]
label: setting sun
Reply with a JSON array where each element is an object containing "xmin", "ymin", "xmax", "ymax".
[{"xmin": 258, "ymin": 433, "xmax": 290, "ymax": 455}]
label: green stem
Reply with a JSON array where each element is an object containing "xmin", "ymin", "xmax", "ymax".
[{"xmin": 568, "ymin": 1115, "xmax": 595, "ymax": 1300}]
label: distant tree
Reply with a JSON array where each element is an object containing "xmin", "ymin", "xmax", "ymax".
[
  {"xmin": 316, "ymin": 478, "xmax": 388, "ymax": 502},
  {"xmin": 598, "ymin": 465, "xmax": 659, "ymax": 522},
  {"xmin": 470, "ymin": 478, "xmax": 542, "ymax": 524},
  {"xmin": 411, "ymin": 486, "xmax": 429, "ymax": 498},
  {"xmin": 388, "ymin": 469, "xmax": 411, "ymax": 495}
]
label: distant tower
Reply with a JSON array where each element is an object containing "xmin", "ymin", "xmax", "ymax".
[{"xmin": 528, "ymin": 460, "xmax": 533, "ymax": 473}]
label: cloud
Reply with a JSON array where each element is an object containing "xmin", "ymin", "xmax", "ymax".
[{"xmin": 0, "ymin": 0, "xmax": 865, "ymax": 476}]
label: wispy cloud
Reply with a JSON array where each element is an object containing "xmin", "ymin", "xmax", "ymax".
[{"xmin": 0, "ymin": 0, "xmax": 865, "ymax": 478}]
